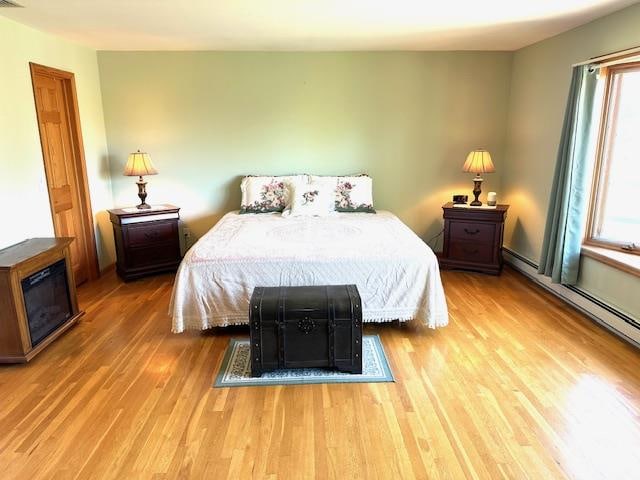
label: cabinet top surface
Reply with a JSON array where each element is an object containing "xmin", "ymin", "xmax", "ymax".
[
  {"xmin": 442, "ymin": 202, "xmax": 509, "ymax": 212},
  {"xmin": 0, "ymin": 238, "xmax": 73, "ymax": 269},
  {"xmin": 108, "ymin": 204, "xmax": 179, "ymax": 218}
]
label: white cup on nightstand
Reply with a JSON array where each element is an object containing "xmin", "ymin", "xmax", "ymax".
[{"xmin": 487, "ymin": 192, "xmax": 497, "ymax": 206}]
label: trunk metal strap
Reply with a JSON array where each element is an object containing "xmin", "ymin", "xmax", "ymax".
[
  {"xmin": 277, "ymin": 287, "xmax": 286, "ymax": 368},
  {"xmin": 327, "ymin": 286, "xmax": 336, "ymax": 367}
]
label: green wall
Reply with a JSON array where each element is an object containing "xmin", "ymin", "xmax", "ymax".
[
  {"xmin": 97, "ymin": 51, "xmax": 512, "ymax": 242},
  {"xmin": 0, "ymin": 17, "xmax": 115, "ymax": 268},
  {"xmin": 503, "ymin": 3, "xmax": 640, "ymax": 319}
]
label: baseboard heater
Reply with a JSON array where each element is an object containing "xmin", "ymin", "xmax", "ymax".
[{"xmin": 503, "ymin": 247, "xmax": 640, "ymax": 348}]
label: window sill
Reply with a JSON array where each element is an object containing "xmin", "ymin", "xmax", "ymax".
[{"xmin": 581, "ymin": 244, "xmax": 640, "ymax": 278}]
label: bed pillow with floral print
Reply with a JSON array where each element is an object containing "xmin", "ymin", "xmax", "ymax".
[
  {"xmin": 310, "ymin": 174, "xmax": 375, "ymax": 213},
  {"xmin": 282, "ymin": 182, "xmax": 334, "ymax": 217},
  {"xmin": 240, "ymin": 175, "xmax": 308, "ymax": 214}
]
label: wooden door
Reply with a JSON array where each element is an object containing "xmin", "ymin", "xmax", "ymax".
[{"xmin": 30, "ymin": 64, "xmax": 98, "ymax": 285}]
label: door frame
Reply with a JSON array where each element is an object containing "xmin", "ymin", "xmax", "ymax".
[{"xmin": 29, "ymin": 62, "xmax": 99, "ymax": 281}]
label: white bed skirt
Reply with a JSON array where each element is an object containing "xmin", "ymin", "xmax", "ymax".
[{"xmin": 170, "ymin": 211, "xmax": 448, "ymax": 332}]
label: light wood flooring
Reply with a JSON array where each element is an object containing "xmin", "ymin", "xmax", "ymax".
[{"xmin": 1, "ymin": 267, "xmax": 639, "ymax": 479}]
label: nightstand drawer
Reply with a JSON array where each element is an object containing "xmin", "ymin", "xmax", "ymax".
[
  {"xmin": 127, "ymin": 243, "xmax": 181, "ymax": 269},
  {"xmin": 449, "ymin": 221, "xmax": 495, "ymax": 243},
  {"xmin": 448, "ymin": 240, "xmax": 494, "ymax": 264},
  {"xmin": 126, "ymin": 220, "xmax": 177, "ymax": 247}
]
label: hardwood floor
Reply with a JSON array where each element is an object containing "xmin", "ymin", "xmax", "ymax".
[{"xmin": 1, "ymin": 267, "xmax": 639, "ymax": 479}]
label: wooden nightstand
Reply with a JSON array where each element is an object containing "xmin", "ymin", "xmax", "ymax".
[
  {"xmin": 108, "ymin": 205, "xmax": 182, "ymax": 281},
  {"xmin": 439, "ymin": 202, "xmax": 509, "ymax": 275}
]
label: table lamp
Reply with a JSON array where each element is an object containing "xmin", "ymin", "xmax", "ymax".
[
  {"xmin": 124, "ymin": 150, "xmax": 158, "ymax": 209},
  {"xmin": 463, "ymin": 149, "xmax": 495, "ymax": 206}
]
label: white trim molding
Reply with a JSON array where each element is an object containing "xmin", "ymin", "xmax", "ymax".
[{"xmin": 503, "ymin": 248, "xmax": 640, "ymax": 348}]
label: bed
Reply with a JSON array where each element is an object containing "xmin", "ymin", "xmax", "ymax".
[{"xmin": 170, "ymin": 210, "xmax": 448, "ymax": 332}]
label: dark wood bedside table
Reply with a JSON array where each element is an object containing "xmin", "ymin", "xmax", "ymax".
[
  {"xmin": 439, "ymin": 202, "xmax": 509, "ymax": 275},
  {"xmin": 108, "ymin": 205, "xmax": 182, "ymax": 281}
]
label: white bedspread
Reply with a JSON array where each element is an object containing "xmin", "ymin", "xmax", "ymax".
[{"xmin": 170, "ymin": 211, "xmax": 448, "ymax": 332}]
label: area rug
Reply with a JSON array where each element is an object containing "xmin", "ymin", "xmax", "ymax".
[{"xmin": 214, "ymin": 335, "xmax": 394, "ymax": 387}]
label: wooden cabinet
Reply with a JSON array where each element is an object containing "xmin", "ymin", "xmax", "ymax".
[
  {"xmin": 439, "ymin": 203, "xmax": 509, "ymax": 275},
  {"xmin": 0, "ymin": 238, "xmax": 83, "ymax": 363},
  {"xmin": 108, "ymin": 205, "xmax": 182, "ymax": 281}
]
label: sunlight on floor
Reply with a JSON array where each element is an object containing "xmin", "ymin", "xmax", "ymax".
[{"xmin": 563, "ymin": 374, "xmax": 640, "ymax": 479}]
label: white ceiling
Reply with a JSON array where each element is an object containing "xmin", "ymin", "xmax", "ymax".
[{"xmin": 2, "ymin": 0, "xmax": 638, "ymax": 51}]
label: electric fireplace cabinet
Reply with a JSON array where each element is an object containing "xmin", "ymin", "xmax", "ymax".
[{"xmin": 0, "ymin": 238, "xmax": 84, "ymax": 363}]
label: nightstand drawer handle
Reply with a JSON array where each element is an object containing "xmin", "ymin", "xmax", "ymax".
[
  {"xmin": 144, "ymin": 231, "xmax": 161, "ymax": 240},
  {"xmin": 463, "ymin": 228, "xmax": 480, "ymax": 235},
  {"xmin": 463, "ymin": 247, "xmax": 480, "ymax": 255}
]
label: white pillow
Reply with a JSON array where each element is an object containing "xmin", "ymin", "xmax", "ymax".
[
  {"xmin": 240, "ymin": 175, "xmax": 308, "ymax": 213},
  {"xmin": 284, "ymin": 182, "xmax": 335, "ymax": 217},
  {"xmin": 310, "ymin": 174, "xmax": 375, "ymax": 213}
]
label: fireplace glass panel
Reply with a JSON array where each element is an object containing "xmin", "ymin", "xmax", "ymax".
[{"xmin": 21, "ymin": 259, "xmax": 73, "ymax": 347}]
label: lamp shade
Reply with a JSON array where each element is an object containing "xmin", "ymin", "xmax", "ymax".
[
  {"xmin": 462, "ymin": 149, "xmax": 495, "ymax": 174},
  {"xmin": 124, "ymin": 150, "xmax": 158, "ymax": 177}
]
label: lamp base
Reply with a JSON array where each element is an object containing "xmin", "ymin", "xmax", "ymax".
[
  {"xmin": 136, "ymin": 176, "xmax": 151, "ymax": 209},
  {"xmin": 470, "ymin": 176, "xmax": 483, "ymax": 206}
]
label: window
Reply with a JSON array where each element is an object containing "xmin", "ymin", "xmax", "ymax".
[{"xmin": 586, "ymin": 62, "xmax": 640, "ymax": 254}]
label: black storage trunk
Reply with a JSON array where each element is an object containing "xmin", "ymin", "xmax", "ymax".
[{"xmin": 250, "ymin": 285, "xmax": 363, "ymax": 377}]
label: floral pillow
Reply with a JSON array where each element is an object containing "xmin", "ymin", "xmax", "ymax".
[
  {"xmin": 283, "ymin": 182, "xmax": 334, "ymax": 217},
  {"xmin": 240, "ymin": 175, "xmax": 307, "ymax": 214},
  {"xmin": 311, "ymin": 174, "xmax": 375, "ymax": 213}
]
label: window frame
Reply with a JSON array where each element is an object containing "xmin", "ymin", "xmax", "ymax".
[{"xmin": 584, "ymin": 60, "xmax": 640, "ymax": 256}]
